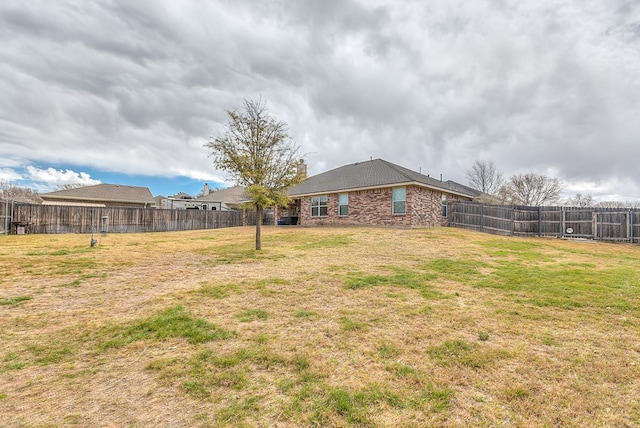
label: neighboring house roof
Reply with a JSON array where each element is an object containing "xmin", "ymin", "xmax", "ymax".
[
  {"xmin": 41, "ymin": 184, "xmax": 156, "ymax": 205},
  {"xmin": 193, "ymin": 186, "xmax": 247, "ymax": 206},
  {"xmin": 289, "ymin": 159, "xmax": 481, "ymax": 199},
  {"xmin": 171, "ymin": 192, "xmax": 193, "ymax": 200},
  {"xmin": 42, "ymin": 201, "xmax": 106, "ymax": 207}
]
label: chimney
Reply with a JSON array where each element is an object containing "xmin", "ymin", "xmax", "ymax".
[
  {"xmin": 203, "ymin": 183, "xmax": 210, "ymax": 196},
  {"xmin": 297, "ymin": 159, "xmax": 307, "ymax": 178}
]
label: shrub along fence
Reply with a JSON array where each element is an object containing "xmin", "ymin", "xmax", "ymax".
[
  {"xmin": 448, "ymin": 201, "xmax": 640, "ymax": 244},
  {"xmin": 0, "ymin": 200, "xmax": 257, "ymax": 234}
]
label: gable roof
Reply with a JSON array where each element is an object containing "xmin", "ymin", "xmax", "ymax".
[
  {"xmin": 289, "ymin": 159, "xmax": 481, "ymax": 198},
  {"xmin": 171, "ymin": 192, "xmax": 193, "ymax": 200},
  {"xmin": 41, "ymin": 184, "xmax": 156, "ymax": 205},
  {"xmin": 193, "ymin": 186, "xmax": 247, "ymax": 205}
]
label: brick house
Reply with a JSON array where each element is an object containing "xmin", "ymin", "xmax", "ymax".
[{"xmin": 287, "ymin": 159, "xmax": 480, "ymax": 227}]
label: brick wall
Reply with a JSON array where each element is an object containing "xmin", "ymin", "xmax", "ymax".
[{"xmin": 298, "ymin": 186, "xmax": 468, "ymax": 227}]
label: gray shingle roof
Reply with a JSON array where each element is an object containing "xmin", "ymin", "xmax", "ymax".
[
  {"xmin": 41, "ymin": 184, "xmax": 156, "ymax": 205},
  {"xmin": 289, "ymin": 159, "xmax": 480, "ymax": 198},
  {"xmin": 194, "ymin": 186, "xmax": 247, "ymax": 205}
]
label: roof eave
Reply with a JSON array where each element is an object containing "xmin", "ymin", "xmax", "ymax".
[
  {"xmin": 41, "ymin": 195, "xmax": 154, "ymax": 205},
  {"xmin": 290, "ymin": 181, "xmax": 475, "ymax": 199}
]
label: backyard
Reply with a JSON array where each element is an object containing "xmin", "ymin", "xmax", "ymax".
[{"xmin": 0, "ymin": 226, "xmax": 639, "ymax": 427}]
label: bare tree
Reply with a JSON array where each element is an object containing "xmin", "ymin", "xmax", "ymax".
[
  {"xmin": 596, "ymin": 200, "xmax": 640, "ymax": 209},
  {"xmin": 465, "ymin": 160, "xmax": 504, "ymax": 195},
  {"xmin": 596, "ymin": 200, "xmax": 626, "ymax": 208},
  {"xmin": 0, "ymin": 181, "xmax": 42, "ymax": 203},
  {"xmin": 500, "ymin": 173, "xmax": 563, "ymax": 206},
  {"xmin": 54, "ymin": 183, "xmax": 86, "ymax": 191},
  {"xmin": 565, "ymin": 193, "xmax": 594, "ymax": 207},
  {"xmin": 206, "ymin": 98, "xmax": 304, "ymax": 250}
]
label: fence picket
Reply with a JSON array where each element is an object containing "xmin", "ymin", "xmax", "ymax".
[
  {"xmin": 0, "ymin": 201, "xmax": 255, "ymax": 234},
  {"xmin": 449, "ymin": 201, "xmax": 639, "ymax": 244}
]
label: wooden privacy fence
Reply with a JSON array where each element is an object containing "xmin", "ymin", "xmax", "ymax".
[
  {"xmin": 448, "ymin": 201, "xmax": 640, "ymax": 244},
  {"xmin": 0, "ymin": 201, "xmax": 257, "ymax": 234}
]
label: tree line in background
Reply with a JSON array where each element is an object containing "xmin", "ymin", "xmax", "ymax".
[{"xmin": 465, "ymin": 160, "xmax": 640, "ymax": 208}]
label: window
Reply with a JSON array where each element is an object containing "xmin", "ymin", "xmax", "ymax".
[
  {"xmin": 338, "ymin": 193, "xmax": 348, "ymax": 216},
  {"xmin": 310, "ymin": 195, "xmax": 328, "ymax": 217},
  {"xmin": 441, "ymin": 194, "xmax": 447, "ymax": 217},
  {"xmin": 392, "ymin": 187, "xmax": 406, "ymax": 214}
]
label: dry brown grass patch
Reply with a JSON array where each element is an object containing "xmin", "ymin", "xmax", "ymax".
[{"xmin": 1, "ymin": 226, "xmax": 640, "ymax": 426}]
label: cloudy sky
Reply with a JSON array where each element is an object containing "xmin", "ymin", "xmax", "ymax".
[{"xmin": 1, "ymin": 0, "xmax": 639, "ymax": 201}]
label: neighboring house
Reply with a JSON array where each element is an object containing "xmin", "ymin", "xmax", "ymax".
[
  {"xmin": 157, "ymin": 191, "xmax": 196, "ymax": 210},
  {"xmin": 287, "ymin": 158, "xmax": 481, "ymax": 227},
  {"xmin": 155, "ymin": 184, "xmax": 248, "ymax": 211},
  {"xmin": 41, "ymin": 184, "xmax": 156, "ymax": 208},
  {"xmin": 192, "ymin": 185, "xmax": 247, "ymax": 211}
]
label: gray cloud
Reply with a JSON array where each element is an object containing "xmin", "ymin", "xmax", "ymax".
[{"xmin": 0, "ymin": 0, "xmax": 639, "ymax": 201}]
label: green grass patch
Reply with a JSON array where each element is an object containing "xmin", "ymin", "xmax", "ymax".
[
  {"xmin": 345, "ymin": 267, "xmax": 444, "ymax": 299},
  {"xmin": 100, "ymin": 306, "xmax": 235, "ymax": 350},
  {"xmin": 422, "ymin": 258, "xmax": 489, "ymax": 283},
  {"xmin": 310, "ymin": 383, "xmax": 454, "ymax": 425},
  {"xmin": 1, "ymin": 352, "xmax": 27, "ymax": 372},
  {"xmin": 217, "ymin": 396, "xmax": 261, "ymax": 426},
  {"xmin": 503, "ymin": 386, "xmax": 530, "ymax": 401},
  {"xmin": 0, "ymin": 296, "xmax": 32, "ymax": 306},
  {"xmin": 236, "ymin": 309, "xmax": 268, "ymax": 322},
  {"xmin": 148, "ymin": 345, "xmax": 301, "ymax": 400},
  {"xmin": 27, "ymin": 343, "xmax": 76, "ymax": 365},
  {"xmin": 145, "ymin": 337, "xmax": 454, "ymax": 426},
  {"xmin": 480, "ymin": 239, "xmax": 556, "ymax": 261},
  {"xmin": 427, "ymin": 339, "xmax": 511, "ymax": 369},
  {"xmin": 182, "ymin": 380, "xmax": 210, "ymax": 400},
  {"xmin": 377, "ymin": 342, "xmax": 400, "ymax": 359},
  {"xmin": 195, "ymin": 282, "xmax": 242, "ymax": 299},
  {"xmin": 475, "ymin": 261, "xmax": 640, "ymax": 310},
  {"xmin": 386, "ymin": 362, "xmax": 420, "ymax": 378},
  {"xmin": 1, "ymin": 341, "xmax": 77, "ymax": 371},
  {"xmin": 25, "ymin": 247, "xmax": 96, "ymax": 256},
  {"xmin": 294, "ymin": 309, "xmax": 319, "ymax": 318},
  {"xmin": 50, "ymin": 258, "xmax": 98, "ymax": 275},
  {"xmin": 339, "ymin": 316, "xmax": 369, "ymax": 332}
]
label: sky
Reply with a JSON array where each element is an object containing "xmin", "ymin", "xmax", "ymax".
[{"xmin": 1, "ymin": 1, "xmax": 639, "ymax": 201}]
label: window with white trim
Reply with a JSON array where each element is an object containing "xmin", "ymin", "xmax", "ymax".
[
  {"xmin": 392, "ymin": 187, "xmax": 406, "ymax": 215},
  {"xmin": 441, "ymin": 194, "xmax": 447, "ymax": 216},
  {"xmin": 310, "ymin": 195, "xmax": 328, "ymax": 217},
  {"xmin": 338, "ymin": 193, "xmax": 348, "ymax": 216}
]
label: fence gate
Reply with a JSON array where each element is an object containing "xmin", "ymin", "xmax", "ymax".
[{"xmin": 595, "ymin": 211, "xmax": 631, "ymax": 242}]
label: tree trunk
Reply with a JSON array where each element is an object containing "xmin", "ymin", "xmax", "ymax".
[{"xmin": 255, "ymin": 204, "xmax": 262, "ymax": 250}]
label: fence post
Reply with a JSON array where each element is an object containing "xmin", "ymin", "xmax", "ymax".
[
  {"xmin": 511, "ymin": 206, "xmax": 515, "ymax": 235},
  {"xmin": 480, "ymin": 204, "xmax": 484, "ymax": 232},
  {"xmin": 538, "ymin": 206, "xmax": 542, "ymax": 237},
  {"xmin": 3, "ymin": 199, "xmax": 8, "ymax": 235}
]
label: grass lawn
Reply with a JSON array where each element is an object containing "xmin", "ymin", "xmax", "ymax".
[{"xmin": 0, "ymin": 226, "xmax": 639, "ymax": 427}]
